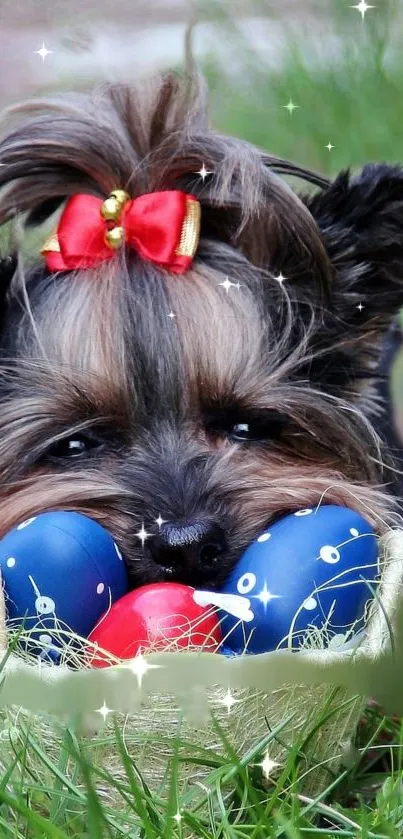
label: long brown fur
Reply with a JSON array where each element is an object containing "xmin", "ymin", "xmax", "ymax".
[{"xmin": 0, "ymin": 62, "xmax": 402, "ymax": 589}]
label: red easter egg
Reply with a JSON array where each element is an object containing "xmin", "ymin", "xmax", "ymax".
[{"xmin": 88, "ymin": 582, "xmax": 222, "ymax": 667}]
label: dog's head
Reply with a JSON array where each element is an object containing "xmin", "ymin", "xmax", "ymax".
[{"xmin": 0, "ymin": 70, "xmax": 402, "ymax": 590}]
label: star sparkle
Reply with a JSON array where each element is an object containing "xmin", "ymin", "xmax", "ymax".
[
  {"xmin": 96, "ymin": 701, "xmax": 112, "ymax": 721},
  {"xmin": 124, "ymin": 652, "xmax": 162, "ymax": 688},
  {"xmin": 167, "ymin": 311, "xmax": 176, "ymax": 320},
  {"xmin": 283, "ymin": 99, "xmax": 299, "ymax": 115},
  {"xmin": 219, "ymin": 688, "xmax": 239, "ymax": 715},
  {"xmin": 34, "ymin": 42, "xmax": 53, "ymax": 62},
  {"xmin": 259, "ymin": 751, "xmax": 280, "ymax": 779},
  {"xmin": 155, "ymin": 514, "xmax": 167, "ymax": 529},
  {"xmin": 351, "ymin": 1, "xmax": 375, "ymax": 19},
  {"xmin": 274, "ymin": 272, "xmax": 287, "ymax": 284},
  {"xmin": 253, "ymin": 583, "xmax": 281, "ymax": 608},
  {"xmin": 219, "ymin": 277, "xmax": 241, "ymax": 293},
  {"xmin": 135, "ymin": 522, "xmax": 152, "ymax": 547},
  {"xmin": 173, "ymin": 811, "xmax": 182, "ymax": 824},
  {"xmin": 325, "ymin": 142, "xmax": 334, "ymax": 151},
  {"xmin": 196, "ymin": 163, "xmax": 213, "ymax": 182},
  {"xmin": 357, "ymin": 302, "xmax": 364, "ymax": 312}
]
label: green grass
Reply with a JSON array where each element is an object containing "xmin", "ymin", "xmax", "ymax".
[
  {"xmin": 200, "ymin": 0, "xmax": 403, "ymax": 177},
  {"xmin": 0, "ymin": 699, "xmax": 402, "ymax": 838},
  {"xmin": 2, "ymin": 0, "xmax": 403, "ymax": 835}
]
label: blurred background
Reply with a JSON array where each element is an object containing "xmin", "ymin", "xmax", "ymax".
[
  {"xmin": 1, "ymin": 0, "xmax": 403, "ymax": 176},
  {"xmin": 1, "ymin": 0, "xmax": 403, "ymax": 428}
]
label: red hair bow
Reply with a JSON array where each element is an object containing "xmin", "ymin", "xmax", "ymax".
[{"xmin": 40, "ymin": 190, "xmax": 201, "ymax": 275}]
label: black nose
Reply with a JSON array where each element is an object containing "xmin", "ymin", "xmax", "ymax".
[{"xmin": 148, "ymin": 519, "xmax": 227, "ymax": 575}]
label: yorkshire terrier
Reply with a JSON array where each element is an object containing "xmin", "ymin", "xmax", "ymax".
[{"xmin": 0, "ymin": 67, "xmax": 402, "ymax": 594}]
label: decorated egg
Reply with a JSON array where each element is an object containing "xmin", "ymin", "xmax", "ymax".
[
  {"xmin": 88, "ymin": 582, "xmax": 223, "ymax": 666},
  {"xmin": 0, "ymin": 512, "xmax": 128, "ymax": 661},
  {"xmin": 217, "ymin": 505, "xmax": 379, "ymax": 654}
]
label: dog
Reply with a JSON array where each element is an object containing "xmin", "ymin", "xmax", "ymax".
[{"xmin": 0, "ymin": 67, "xmax": 402, "ymax": 595}]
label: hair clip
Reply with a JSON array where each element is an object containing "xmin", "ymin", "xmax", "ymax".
[{"xmin": 41, "ymin": 189, "xmax": 201, "ymax": 275}]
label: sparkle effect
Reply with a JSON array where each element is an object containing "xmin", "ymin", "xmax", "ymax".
[
  {"xmin": 351, "ymin": 1, "xmax": 375, "ymax": 19},
  {"xmin": 135, "ymin": 522, "xmax": 152, "ymax": 547},
  {"xmin": 283, "ymin": 99, "xmax": 299, "ymax": 115},
  {"xmin": 274, "ymin": 272, "xmax": 287, "ymax": 284},
  {"xmin": 357, "ymin": 302, "xmax": 364, "ymax": 312},
  {"xmin": 96, "ymin": 701, "xmax": 112, "ymax": 721},
  {"xmin": 260, "ymin": 751, "xmax": 280, "ymax": 779},
  {"xmin": 155, "ymin": 514, "xmax": 167, "ymax": 529},
  {"xmin": 123, "ymin": 653, "xmax": 162, "ymax": 688},
  {"xmin": 253, "ymin": 583, "xmax": 281, "ymax": 608},
  {"xmin": 219, "ymin": 277, "xmax": 241, "ymax": 293},
  {"xmin": 34, "ymin": 43, "xmax": 53, "ymax": 62},
  {"xmin": 325, "ymin": 142, "xmax": 334, "ymax": 151},
  {"xmin": 167, "ymin": 311, "xmax": 176, "ymax": 320},
  {"xmin": 196, "ymin": 163, "xmax": 213, "ymax": 182},
  {"xmin": 173, "ymin": 812, "xmax": 182, "ymax": 824},
  {"xmin": 219, "ymin": 688, "xmax": 239, "ymax": 715}
]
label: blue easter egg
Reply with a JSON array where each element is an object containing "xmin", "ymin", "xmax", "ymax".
[
  {"xmin": 218, "ymin": 505, "xmax": 379, "ymax": 655},
  {"xmin": 0, "ymin": 512, "xmax": 128, "ymax": 661}
]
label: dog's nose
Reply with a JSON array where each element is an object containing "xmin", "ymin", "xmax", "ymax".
[{"xmin": 148, "ymin": 520, "xmax": 227, "ymax": 573}]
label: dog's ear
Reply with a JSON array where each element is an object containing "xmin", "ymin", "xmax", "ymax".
[{"xmin": 301, "ymin": 163, "xmax": 403, "ymax": 395}]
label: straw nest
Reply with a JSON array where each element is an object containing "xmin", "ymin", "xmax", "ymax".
[{"xmin": 0, "ymin": 529, "xmax": 401, "ymax": 809}]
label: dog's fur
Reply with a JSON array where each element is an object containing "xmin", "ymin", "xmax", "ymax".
[{"xmin": 0, "ymin": 68, "xmax": 402, "ymax": 591}]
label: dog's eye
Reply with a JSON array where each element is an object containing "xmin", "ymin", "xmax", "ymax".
[
  {"xmin": 230, "ymin": 423, "xmax": 254, "ymax": 441},
  {"xmin": 229, "ymin": 420, "xmax": 283, "ymax": 443},
  {"xmin": 47, "ymin": 434, "xmax": 101, "ymax": 459},
  {"xmin": 205, "ymin": 411, "xmax": 286, "ymax": 444}
]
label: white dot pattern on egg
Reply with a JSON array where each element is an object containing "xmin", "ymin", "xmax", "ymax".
[
  {"xmin": 328, "ymin": 633, "xmax": 348, "ymax": 650},
  {"xmin": 218, "ymin": 505, "xmax": 378, "ymax": 655},
  {"xmin": 319, "ymin": 545, "xmax": 340, "ymax": 564},
  {"xmin": 0, "ymin": 512, "xmax": 129, "ymax": 656},
  {"xmin": 28, "ymin": 575, "xmax": 56, "ymax": 616},
  {"xmin": 237, "ymin": 572, "xmax": 256, "ymax": 595},
  {"xmin": 35, "ymin": 596, "xmax": 56, "ymax": 615},
  {"xmin": 39, "ymin": 633, "xmax": 53, "ymax": 646},
  {"xmin": 303, "ymin": 596, "xmax": 317, "ymax": 611}
]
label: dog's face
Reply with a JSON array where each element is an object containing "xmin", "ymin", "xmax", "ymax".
[
  {"xmin": 0, "ymin": 245, "xmax": 398, "ymax": 592},
  {"xmin": 0, "ymin": 76, "xmax": 402, "ymax": 591}
]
